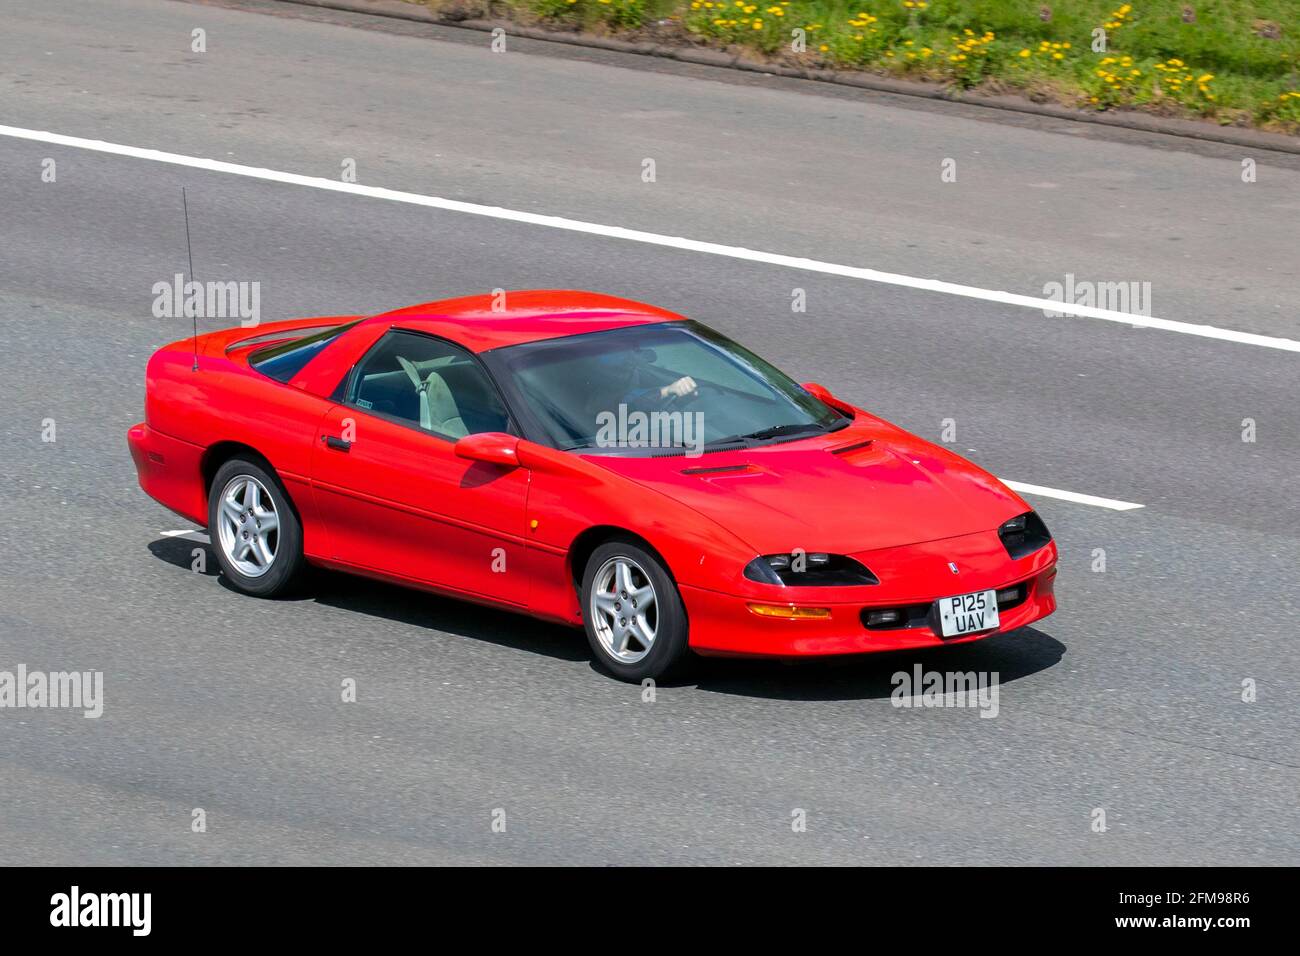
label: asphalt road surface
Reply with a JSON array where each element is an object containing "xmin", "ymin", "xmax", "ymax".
[{"xmin": 0, "ymin": 0, "xmax": 1296, "ymax": 865}]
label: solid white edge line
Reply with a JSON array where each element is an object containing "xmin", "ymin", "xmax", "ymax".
[
  {"xmin": 160, "ymin": 529, "xmax": 210, "ymax": 543},
  {"xmin": 1002, "ymin": 480, "xmax": 1144, "ymax": 511},
  {"xmin": 3, "ymin": 123, "xmax": 1299, "ymax": 354}
]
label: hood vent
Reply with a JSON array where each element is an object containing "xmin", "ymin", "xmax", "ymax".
[{"xmin": 681, "ymin": 463, "xmax": 755, "ymax": 476}]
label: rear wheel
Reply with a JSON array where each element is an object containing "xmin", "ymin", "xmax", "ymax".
[
  {"xmin": 581, "ymin": 539, "xmax": 689, "ymax": 682},
  {"xmin": 208, "ymin": 457, "xmax": 305, "ymax": 597}
]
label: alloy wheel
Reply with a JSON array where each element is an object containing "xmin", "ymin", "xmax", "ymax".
[
  {"xmin": 216, "ymin": 475, "xmax": 280, "ymax": 578},
  {"xmin": 589, "ymin": 555, "xmax": 659, "ymax": 664}
]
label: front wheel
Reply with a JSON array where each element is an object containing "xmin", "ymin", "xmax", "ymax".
[
  {"xmin": 581, "ymin": 539, "xmax": 690, "ymax": 682},
  {"xmin": 208, "ymin": 457, "xmax": 305, "ymax": 597}
]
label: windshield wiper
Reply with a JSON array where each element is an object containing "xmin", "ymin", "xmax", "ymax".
[
  {"xmin": 699, "ymin": 436, "xmax": 752, "ymax": 451},
  {"xmin": 573, "ymin": 421, "xmax": 846, "ymax": 453},
  {"xmin": 703, "ymin": 422, "xmax": 828, "ymax": 450},
  {"xmin": 745, "ymin": 423, "xmax": 829, "ymax": 441}
]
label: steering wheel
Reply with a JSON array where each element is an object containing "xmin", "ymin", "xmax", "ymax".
[{"xmin": 662, "ymin": 380, "xmax": 715, "ymax": 408}]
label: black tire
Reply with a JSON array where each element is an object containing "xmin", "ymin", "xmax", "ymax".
[
  {"xmin": 207, "ymin": 456, "xmax": 305, "ymax": 597},
  {"xmin": 580, "ymin": 538, "xmax": 690, "ymax": 682}
]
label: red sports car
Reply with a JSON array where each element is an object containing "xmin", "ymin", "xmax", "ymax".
[{"xmin": 129, "ymin": 291, "xmax": 1057, "ymax": 681}]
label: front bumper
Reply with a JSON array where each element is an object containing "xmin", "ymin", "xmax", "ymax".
[{"xmin": 681, "ymin": 535, "xmax": 1058, "ymax": 657}]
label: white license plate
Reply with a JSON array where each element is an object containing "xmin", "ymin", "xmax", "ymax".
[{"xmin": 937, "ymin": 589, "xmax": 999, "ymax": 637}]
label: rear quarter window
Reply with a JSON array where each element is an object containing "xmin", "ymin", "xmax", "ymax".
[{"xmin": 248, "ymin": 321, "xmax": 360, "ymax": 383}]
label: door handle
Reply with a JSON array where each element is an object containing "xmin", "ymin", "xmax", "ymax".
[{"xmin": 322, "ymin": 435, "xmax": 351, "ymax": 451}]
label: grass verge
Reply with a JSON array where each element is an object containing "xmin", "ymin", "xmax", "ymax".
[{"xmin": 415, "ymin": 0, "xmax": 1300, "ymax": 133}]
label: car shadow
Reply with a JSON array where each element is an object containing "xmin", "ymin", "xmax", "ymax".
[
  {"xmin": 148, "ymin": 536, "xmax": 221, "ymax": 576},
  {"xmin": 149, "ymin": 536, "xmax": 1064, "ymax": 694},
  {"xmin": 148, "ymin": 535, "xmax": 589, "ymax": 663},
  {"xmin": 306, "ymin": 569, "xmax": 591, "ymax": 663},
  {"xmin": 684, "ymin": 628, "xmax": 1065, "ymax": 701}
]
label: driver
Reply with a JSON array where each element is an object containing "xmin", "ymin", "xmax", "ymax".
[
  {"xmin": 597, "ymin": 348, "xmax": 697, "ymax": 415},
  {"xmin": 655, "ymin": 375, "xmax": 698, "ymax": 402}
]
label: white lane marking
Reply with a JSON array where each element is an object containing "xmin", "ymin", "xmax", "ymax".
[
  {"xmin": 1002, "ymin": 480, "xmax": 1144, "ymax": 511},
  {"xmin": 2, "ymin": 123, "xmax": 1298, "ymax": 354},
  {"xmin": 161, "ymin": 529, "xmax": 210, "ymax": 544}
]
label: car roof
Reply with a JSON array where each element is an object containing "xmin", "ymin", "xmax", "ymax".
[{"xmin": 364, "ymin": 290, "xmax": 683, "ymax": 353}]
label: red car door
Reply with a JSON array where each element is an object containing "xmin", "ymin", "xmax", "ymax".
[{"xmin": 309, "ymin": 330, "xmax": 531, "ymax": 607}]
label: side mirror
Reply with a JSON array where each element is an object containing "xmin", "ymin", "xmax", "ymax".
[
  {"xmin": 454, "ymin": 432, "xmax": 520, "ymax": 467},
  {"xmin": 801, "ymin": 381, "xmax": 834, "ymax": 403}
]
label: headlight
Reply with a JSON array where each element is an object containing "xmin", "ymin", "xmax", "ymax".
[
  {"xmin": 998, "ymin": 511, "xmax": 1052, "ymax": 559},
  {"xmin": 744, "ymin": 553, "xmax": 879, "ymax": 586}
]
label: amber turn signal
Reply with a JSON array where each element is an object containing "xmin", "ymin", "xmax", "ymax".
[{"xmin": 746, "ymin": 603, "xmax": 832, "ymax": 620}]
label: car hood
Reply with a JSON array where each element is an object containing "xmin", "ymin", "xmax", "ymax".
[{"xmin": 583, "ymin": 417, "xmax": 1027, "ymax": 555}]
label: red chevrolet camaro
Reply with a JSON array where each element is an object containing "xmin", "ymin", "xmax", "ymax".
[{"xmin": 129, "ymin": 290, "xmax": 1057, "ymax": 681}]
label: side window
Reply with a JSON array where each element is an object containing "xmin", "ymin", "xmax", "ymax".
[
  {"xmin": 248, "ymin": 321, "xmax": 359, "ymax": 383},
  {"xmin": 347, "ymin": 331, "xmax": 513, "ymax": 439}
]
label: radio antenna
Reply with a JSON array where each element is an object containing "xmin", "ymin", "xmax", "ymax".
[{"xmin": 182, "ymin": 187, "xmax": 199, "ymax": 372}]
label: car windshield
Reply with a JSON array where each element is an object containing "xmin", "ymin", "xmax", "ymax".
[{"xmin": 488, "ymin": 321, "xmax": 847, "ymax": 454}]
